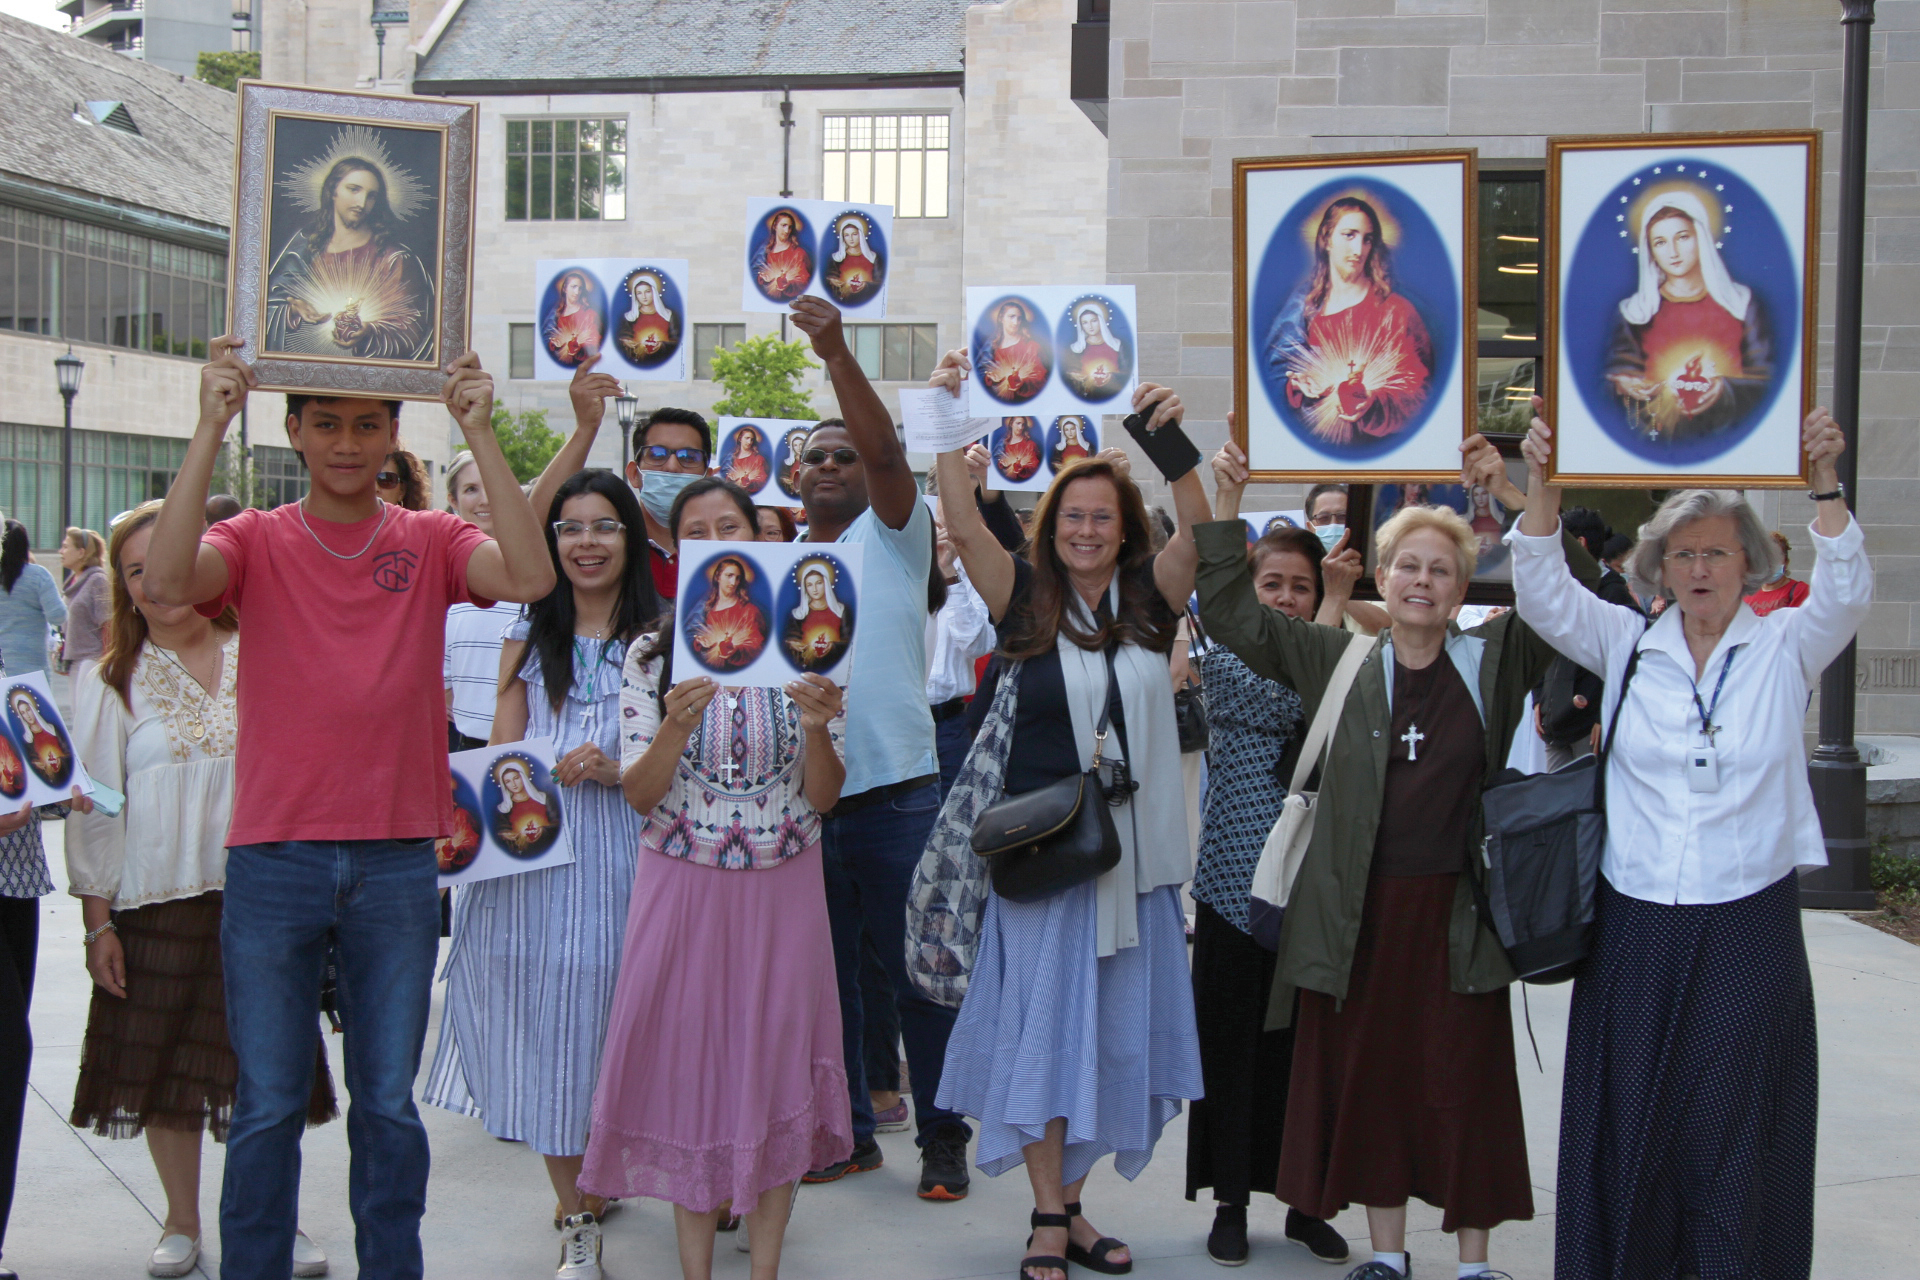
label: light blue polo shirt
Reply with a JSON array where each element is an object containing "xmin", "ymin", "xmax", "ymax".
[{"xmin": 836, "ymin": 499, "xmax": 937, "ymax": 796}]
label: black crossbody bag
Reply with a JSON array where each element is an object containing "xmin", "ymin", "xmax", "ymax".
[
  {"xmin": 970, "ymin": 646, "xmax": 1131, "ymax": 903},
  {"xmin": 1478, "ymin": 643, "xmax": 1645, "ymax": 984}
]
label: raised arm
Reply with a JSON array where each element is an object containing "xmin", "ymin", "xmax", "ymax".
[
  {"xmin": 1129, "ymin": 382, "xmax": 1210, "ymax": 613},
  {"xmin": 790, "ymin": 296, "xmax": 918, "ymax": 529},
  {"xmin": 930, "ymin": 350, "xmax": 1016, "ymax": 616},
  {"xmin": 147, "ymin": 337, "xmax": 249, "ymax": 607},
  {"xmin": 527, "ymin": 354, "xmax": 621, "ymax": 523},
  {"xmin": 1781, "ymin": 407, "xmax": 1873, "ymax": 679},
  {"xmin": 1194, "ymin": 518, "xmax": 1347, "ymax": 696},
  {"xmin": 446, "ymin": 354, "xmax": 558, "ymax": 604}
]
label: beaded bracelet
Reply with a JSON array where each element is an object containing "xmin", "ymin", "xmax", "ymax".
[{"xmin": 83, "ymin": 919, "xmax": 117, "ymax": 946}]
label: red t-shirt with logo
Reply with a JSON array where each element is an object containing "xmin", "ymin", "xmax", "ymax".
[{"xmin": 198, "ymin": 504, "xmax": 495, "ymax": 846}]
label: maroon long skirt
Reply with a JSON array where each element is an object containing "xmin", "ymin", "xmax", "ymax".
[{"xmin": 1275, "ymin": 873, "xmax": 1533, "ymax": 1233}]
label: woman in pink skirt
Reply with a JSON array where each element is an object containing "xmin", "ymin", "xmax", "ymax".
[{"xmin": 583, "ymin": 477, "xmax": 851, "ymax": 1280}]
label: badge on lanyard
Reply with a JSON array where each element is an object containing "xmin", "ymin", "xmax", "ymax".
[{"xmin": 1685, "ymin": 645, "xmax": 1742, "ymax": 795}]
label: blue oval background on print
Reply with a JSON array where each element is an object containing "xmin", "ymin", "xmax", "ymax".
[
  {"xmin": 538, "ymin": 266, "xmax": 608, "ymax": 369},
  {"xmin": 681, "ymin": 549, "xmax": 775, "ymax": 675},
  {"xmin": 971, "ymin": 294, "xmax": 1054, "ymax": 408},
  {"xmin": 5, "ymin": 684, "xmax": 72, "ymax": 789},
  {"xmin": 817, "ymin": 210, "xmax": 888, "ymax": 308},
  {"xmin": 440, "ymin": 771, "xmax": 485, "ymax": 874},
  {"xmin": 772, "ymin": 425, "xmax": 814, "ymax": 502},
  {"xmin": 776, "ymin": 551, "xmax": 858, "ymax": 674},
  {"xmin": 717, "ymin": 422, "xmax": 775, "ymax": 495},
  {"xmin": 1052, "ymin": 295, "xmax": 1134, "ymax": 405},
  {"xmin": 1251, "ymin": 175, "xmax": 1458, "ymax": 461},
  {"xmin": 750, "ymin": 206, "xmax": 816, "ymax": 305},
  {"xmin": 610, "ymin": 264, "xmax": 685, "ymax": 371},
  {"xmin": 480, "ymin": 750, "xmax": 563, "ymax": 860},
  {"xmin": 1045, "ymin": 416, "xmax": 1099, "ymax": 472},
  {"xmin": 1564, "ymin": 158, "xmax": 1796, "ymax": 465},
  {"xmin": 988, "ymin": 417, "xmax": 1046, "ymax": 486}
]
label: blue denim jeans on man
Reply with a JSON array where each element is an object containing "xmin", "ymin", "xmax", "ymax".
[
  {"xmin": 822, "ymin": 782, "xmax": 969, "ymax": 1147},
  {"xmin": 220, "ymin": 839, "xmax": 440, "ymax": 1280}
]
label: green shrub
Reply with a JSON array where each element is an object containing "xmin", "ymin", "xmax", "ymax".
[{"xmin": 1869, "ymin": 849, "xmax": 1920, "ymax": 894}]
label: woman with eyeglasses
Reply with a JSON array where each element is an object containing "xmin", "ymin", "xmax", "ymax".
[
  {"xmin": 375, "ymin": 448, "xmax": 429, "ymax": 511},
  {"xmin": 582, "ymin": 476, "xmax": 850, "ymax": 1280},
  {"xmin": 1491, "ymin": 405, "xmax": 1870, "ymax": 1280},
  {"xmin": 423, "ymin": 470, "xmax": 659, "ymax": 1278}
]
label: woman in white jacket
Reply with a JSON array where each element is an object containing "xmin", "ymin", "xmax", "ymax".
[
  {"xmin": 66, "ymin": 500, "xmax": 335, "ymax": 1280},
  {"xmin": 1471, "ymin": 404, "xmax": 1868, "ymax": 1280}
]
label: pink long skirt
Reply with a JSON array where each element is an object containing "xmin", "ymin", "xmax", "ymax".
[{"xmin": 579, "ymin": 841, "xmax": 852, "ymax": 1214}]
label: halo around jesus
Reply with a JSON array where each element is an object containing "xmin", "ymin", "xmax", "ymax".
[{"xmin": 277, "ymin": 123, "xmax": 429, "ymax": 223}]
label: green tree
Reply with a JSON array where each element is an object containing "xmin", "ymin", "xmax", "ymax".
[
  {"xmin": 490, "ymin": 406, "xmax": 563, "ymax": 482},
  {"xmin": 195, "ymin": 51, "xmax": 261, "ymax": 92},
  {"xmin": 709, "ymin": 335, "xmax": 818, "ymax": 419}
]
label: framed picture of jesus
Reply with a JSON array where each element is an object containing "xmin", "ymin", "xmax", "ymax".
[
  {"xmin": 1233, "ymin": 149, "xmax": 1477, "ymax": 483},
  {"xmin": 227, "ymin": 82, "xmax": 477, "ymax": 400},
  {"xmin": 1544, "ymin": 131, "xmax": 1818, "ymax": 487}
]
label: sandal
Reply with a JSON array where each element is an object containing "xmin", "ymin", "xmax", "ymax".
[
  {"xmin": 1020, "ymin": 1209, "xmax": 1071, "ymax": 1280},
  {"xmin": 1065, "ymin": 1201, "xmax": 1133, "ymax": 1275}
]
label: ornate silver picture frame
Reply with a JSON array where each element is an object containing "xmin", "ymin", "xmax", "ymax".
[{"xmin": 227, "ymin": 82, "xmax": 476, "ymax": 400}]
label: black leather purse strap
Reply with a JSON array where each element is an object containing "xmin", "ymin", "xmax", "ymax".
[
  {"xmin": 1594, "ymin": 632, "xmax": 1648, "ymax": 812},
  {"xmin": 1093, "ymin": 642, "xmax": 1120, "ymax": 764}
]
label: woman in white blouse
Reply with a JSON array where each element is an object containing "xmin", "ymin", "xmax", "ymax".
[
  {"xmin": 1476, "ymin": 405, "xmax": 1868, "ymax": 1280},
  {"xmin": 67, "ymin": 500, "xmax": 335, "ymax": 1280}
]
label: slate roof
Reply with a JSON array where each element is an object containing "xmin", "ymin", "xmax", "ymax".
[
  {"xmin": 414, "ymin": 0, "xmax": 971, "ymax": 94},
  {"xmin": 0, "ymin": 13, "xmax": 236, "ymax": 229}
]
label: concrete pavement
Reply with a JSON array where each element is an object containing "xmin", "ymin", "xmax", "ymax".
[{"xmin": 7, "ymin": 817, "xmax": 1916, "ymax": 1278}]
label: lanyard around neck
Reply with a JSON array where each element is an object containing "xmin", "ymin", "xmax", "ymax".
[{"xmin": 1688, "ymin": 644, "xmax": 1743, "ymax": 743}]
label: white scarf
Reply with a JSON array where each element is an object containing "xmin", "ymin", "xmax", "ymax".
[{"xmin": 1057, "ymin": 576, "xmax": 1190, "ymax": 956}]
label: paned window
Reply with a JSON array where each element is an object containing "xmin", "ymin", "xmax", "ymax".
[
  {"xmin": 1476, "ymin": 172, "xmax": 1545, "ymax": 435},
  {"xmin": 0, "ymin": 422, "xmax": 189, "ymax": 548},
  {"xmin": 822, "ymin": 114, "xmax": 949, "ymax": 218},
  {"xmin": 846, "ymin": 323, "xmax": 938, "ymax": 382},
  {"xmin": 692, "ymin": 323, "xmax": 745, "ymax": 380},
  {"xmin": 508, "ymin": 323, "xmax": 534, "ymax": 379},
  {"xmin": 251, "ymin": 444, "xmax": 310, "ymax": 511},
  {"xmin": 505, "ymin": 118, "xmax": 627, "ymax": 221},
  {"xmin": 0, "ymin": 203, "xmax": 225, "ymax": 357}
]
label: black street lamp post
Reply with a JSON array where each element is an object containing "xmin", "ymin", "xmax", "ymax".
[
  {"xmin": 615, "ymin": 389, "xmax": 639, "ymax": 472},
  {"xmin": 54, "ymin": 346, "xmax": 84, "ymax": 536},
  {"xmin": 371, "ymin": 8, "xmax": 407, "ymax": 82},
  {"xmin": 1803, "ymin": 0, "xmax": 1877, "ymax": 910}
]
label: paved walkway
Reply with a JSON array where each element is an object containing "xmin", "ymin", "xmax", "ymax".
[{"xmin": 9, "ymin": 817, "xmax": 1917, "ymax": 1278}]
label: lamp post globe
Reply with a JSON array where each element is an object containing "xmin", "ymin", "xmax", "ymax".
[
  {"xmin": 54, "ymin": 347, "xmax": 84, "ymax": 537},
  {"xmin": 615, "ymin": 389, "xmax": 638, "ymax": 467}
]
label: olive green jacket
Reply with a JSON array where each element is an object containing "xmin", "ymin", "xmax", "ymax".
[{"xmin": 1192, "ymin": 520, "xmax": 1598, "ymax": 1027}]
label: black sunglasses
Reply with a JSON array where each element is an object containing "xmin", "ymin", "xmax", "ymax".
[
  {"xmin": 802, "ymin": 447, "xmax": 860, "ymax": 467},
  {"xmin": 376, "ymin": 470, "xmax": 402, "ymax": 487}
]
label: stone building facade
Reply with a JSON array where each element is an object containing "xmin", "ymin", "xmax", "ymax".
[{"xmin": 1104, "ymin": 0, "xmax": 1920, "ymax": 732}]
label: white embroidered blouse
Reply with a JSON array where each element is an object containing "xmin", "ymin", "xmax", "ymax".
[{"xmin": 66, "ymin": 634, "xmax": 239, "ymax": 909}]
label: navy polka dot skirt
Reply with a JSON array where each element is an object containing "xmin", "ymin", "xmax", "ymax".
[{"xmin": 1556, "ymin": 873, "xmax": 1816, "ymax": 1280}]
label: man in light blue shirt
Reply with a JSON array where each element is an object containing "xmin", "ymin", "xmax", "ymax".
[{"xmin": 787, "ymin": 296, "xmax": 970, "ymax": 1201}]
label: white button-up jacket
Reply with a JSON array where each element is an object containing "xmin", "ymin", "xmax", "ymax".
[{"xmin": 1506, "ymin": 515, "xmax": 1872, "ymax": 905}]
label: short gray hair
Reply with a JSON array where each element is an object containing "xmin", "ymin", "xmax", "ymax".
[{"xmin": 1627, "ymin": 489, "xmax": 1778, "ymax": 603}]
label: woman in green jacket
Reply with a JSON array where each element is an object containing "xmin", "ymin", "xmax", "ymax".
[{"xmin": 1194, "ymin": 480, "xmax": 1591, "ymax": 1280}]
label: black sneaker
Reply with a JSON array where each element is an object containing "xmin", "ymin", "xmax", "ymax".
[
  {"xmin": 916, "ymin": 1124, "xmax": 971, "ymax": 1200},
  {"xmin": 801, "ymin": 1138, "xmax": 882, "ymax": 1184},
  {"xmin": 1340, "ymin": 1263, "xmax": 1407, "ymax": 1280},
  {"xmin": 1286, "ymin": 1208, "xmax": 1350, "ymax": 1264},
  {"xmin": 1206, "ymin": 1204, "xmax": 1249, "ymax": 1267}
]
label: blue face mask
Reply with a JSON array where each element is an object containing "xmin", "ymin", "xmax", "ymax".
[
  {"xmin": 1314, "ymin": 523, "xmax": 1346, "ymax": 553},
  {"xmin": 636, "ymin": 470, "xmax": 702, "ymax": 527}
]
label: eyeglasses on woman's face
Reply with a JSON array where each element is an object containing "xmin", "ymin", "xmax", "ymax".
[
  {"xmin": 552, "ymin": 519, "xmax": 626, "ymax": 542},
  {"xmin": 1662, "ymin": 547, "xmax": 1739, "ymax": 567},
  {"xmin": 376, "ymin": 471, "xmax": 402, "ymax": 488}
]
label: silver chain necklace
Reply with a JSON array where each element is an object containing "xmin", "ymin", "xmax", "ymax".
[{"xmin": 297, "ymin": 497, "xmax": 391, "ymax": 560}]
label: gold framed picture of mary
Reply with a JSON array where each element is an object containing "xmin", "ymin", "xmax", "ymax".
[
  {"xmin": 1543, "ymin": 131, "xmax": 1818, "ymax": 487},
  {"xmin": 226, "ymin": 82, "xmax": 477, "ymax": 400}
]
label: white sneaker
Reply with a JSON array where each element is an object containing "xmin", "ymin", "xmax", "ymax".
[
  {"xmin": 556, "ymin": 1212, "xmax": 603, "ymax": 1280},
  {"xmin": 293, "ymin": 1227, "xmax": 329, "ymax": 1277},
  {"xmin": 147, "ymin": 1232, "xmax": 200, "ymax": 1278}
]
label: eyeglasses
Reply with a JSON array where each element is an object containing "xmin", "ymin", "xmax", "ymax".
[
  {"xmin": 802, "ymin": 447, "xmax": 860, "ymax": 467},
  {"xmin": 638, "ymin": 445, "xmax": 706, "ymax": 470},
  {"xmin": 552, "ymin": 519, "xmax": 626, "ymax": 540},
  {"xmin": 1663, "ymin": 548, "xmax": 1739, "ymax": 566},
  {"xmin": 1306, "ymin": 510, "xmax": 1344, "ymax": 526},
  {"xmin": 376, "ymin": 471, "xmax": 402, "ymax": 487}
]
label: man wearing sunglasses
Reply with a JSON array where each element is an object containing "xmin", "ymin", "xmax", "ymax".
[
  {"xmin": 622, "ymin": 403, "xmax": 713, "ymax": 601},
  {"xmin": 783, "ymin": 296, "xmax": 973, "ymax": 1203}
]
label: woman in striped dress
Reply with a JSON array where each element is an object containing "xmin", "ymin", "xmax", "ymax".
[{"xmin": 424, "ymin": 470, "xmax": 657, "ymax": 1279}]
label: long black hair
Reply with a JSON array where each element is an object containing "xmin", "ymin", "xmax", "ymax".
[
  {"xmin": 519, "ymin": 470, "xmax": 660, "ymax": 715},
  {"xmin": 640, "ymin": 476, "xmax": 759, "ymax": 704},
  {"xmin": 0, "ymin": 521, "xmax": 29, "ymax": 593},
  {"xmin": 308, "ymin": 159, "xmax": 392, "ymax": 252}
]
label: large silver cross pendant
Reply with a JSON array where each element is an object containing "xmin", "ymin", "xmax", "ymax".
[{"xmin": 1401, "ymin": 723, "xmax": 1425, "ymax": 762}]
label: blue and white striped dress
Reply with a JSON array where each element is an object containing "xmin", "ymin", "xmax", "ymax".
[{"xmin": 423, "ymin": 623, "xmax": 641, "ymax": 1157}]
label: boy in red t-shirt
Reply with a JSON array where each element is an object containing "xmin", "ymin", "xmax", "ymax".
[{"xmin": 145, "ymin": 337, "xmax": 555, "ymax": 1280}]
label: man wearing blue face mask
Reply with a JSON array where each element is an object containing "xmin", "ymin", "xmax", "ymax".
[
  {"xmin": 624, "ymin": 407, "xmax": 713, "ymax": 601},
  {"xmin": 1303, "ymin": 481, "xmax": 1347, "ymax": 553}
]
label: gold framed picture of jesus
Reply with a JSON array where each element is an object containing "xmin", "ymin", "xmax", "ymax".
[
  {"xmin": 1544, "ymin": 131, "xmax": 1818, "ymax": 487},
  {"xmin": 226, "ymin": 82, "xmax": 477, "ymax": 400}
]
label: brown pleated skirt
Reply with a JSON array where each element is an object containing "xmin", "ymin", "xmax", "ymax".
[
  {"xmin": 69, "ymin": 891, "xmax": 337, "ymax": 1141},
  {"xmin": 1275, "ymin": 873, "xmax": 1533, "ymax": 1233}
]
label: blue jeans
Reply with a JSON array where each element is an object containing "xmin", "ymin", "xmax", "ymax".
[
  {"xmin": 935, "ymin": 713, "xmax": 973, "ymax": 801},
  {"xmin": 220, "ymin": 840, "xmax": 440, "ymax": 1280},
  {"xmin": 822, "ymin": 783, "xmax": 967, "ymax": 1148}
]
